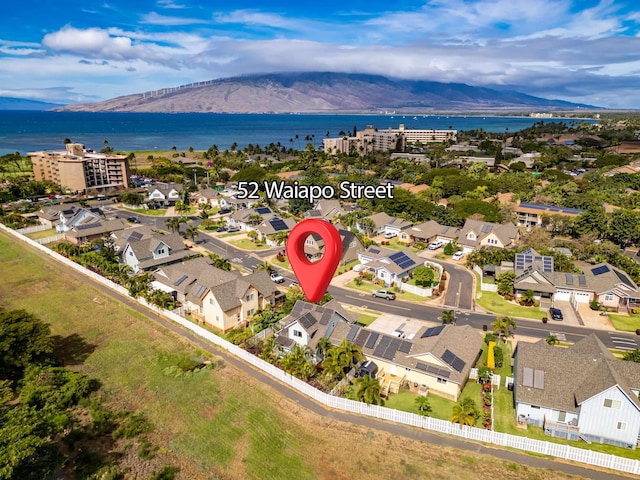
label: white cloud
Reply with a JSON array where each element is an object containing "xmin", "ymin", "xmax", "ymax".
[
  {"xmin": 140, "ymin": 11, "xmax": 209, "ymax": 26},
  {"xmin": 157, "ymin": 0, "xmax": 187, "ymax": 8},
  {"xmin": 214, "ymin": 9, "xmax": 302, "ymax": 31}
]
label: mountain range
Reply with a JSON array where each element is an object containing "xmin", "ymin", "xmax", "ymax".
[
  {"xmin": 55, "ymin": 72, "xmax": 596, "ymax": 113},
  {"xmin": 0, "ymin": 97, "xmax": 64, "ymax": 110}
]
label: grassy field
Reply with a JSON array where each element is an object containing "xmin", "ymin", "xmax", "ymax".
[
  {"xmin": 24, "ymin": 228, "xmax": 58, "ymax": 240},
  {"xmin": 608, "ymin": 313, "xmax": 640, "ymax": 332},
  {"xmin": 123, "ymin": 207, "xmax": 167, "ymax": 216},
  {"xmin": 384, "ymin": 390, "xmax": 458, "ymax": 422},
  {"xmin": 0, "ymin": 232, "xmax": 613, "ymax": 479}
]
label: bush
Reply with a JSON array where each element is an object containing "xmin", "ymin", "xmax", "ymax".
[
  {"xmin": 484, "ymin": 333, "xmax": 496, "ymax": 345},
  {"xmin": 152, "ymin": 467, "xmax": 181, "ymax": 480},
  {"xmin": 493, "ymin": 345, "xmax": 504, "ymax": 368},
  {"xmin": 113, "ymin": 413, "xmax": 153, "ymax": 439},
  {"xmin": 444, "ymin": 242, "xmax": 454, "ymax": 255},
  {"xmin": 177, "ymin": 356, "xmax": 203, "ymax": 372},
  {"xmin": 590, "ymin": 300, "xmax": 600, "ymax": 311}
]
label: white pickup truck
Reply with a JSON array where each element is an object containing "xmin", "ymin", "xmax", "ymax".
[{"xmin": 270, "ymin": 272, "xmax": 285, "ymax": 283}]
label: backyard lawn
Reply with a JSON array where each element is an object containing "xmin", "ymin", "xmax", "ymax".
[
  {"xmin": 384, "ymin": 389, "xmax": 458, "ymax": 422},
  {"xmin": 123, "ymin": 207, "xmax": 167, "ymax": 216},
  {"xmin": 474, "ymin": 274, "xmax": 546, "ymax": 320},
  {"xmin": 229, "ymin": 239, "xmax": 270, "ymax": 251}
]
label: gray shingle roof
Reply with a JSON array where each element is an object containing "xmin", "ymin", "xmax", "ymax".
[{"xmin": 514, "ymin": 335, "xmax": 640, "ymax": 413}]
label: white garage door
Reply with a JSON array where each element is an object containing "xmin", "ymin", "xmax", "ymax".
[
  {"xmin": 555, "ymin": 289, "xmax": 571, "ymax": 301},
  {"xmin": 574, "ymin": 292, "xmax": 591, "ymax": 303}
]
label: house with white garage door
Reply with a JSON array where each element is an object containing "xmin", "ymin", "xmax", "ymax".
[{"xmin": 515, "ymin": 261, "xmax": 640, "ymax": 312}]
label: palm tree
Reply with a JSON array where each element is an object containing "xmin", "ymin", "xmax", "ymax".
[
  {"xmin": 546, "ymin": 334, "xmax": 560, "ymax": 346},
  {"xmin": 165, "ymin": 217, "xmax": 181, "ymax": 234},
  {"xmin": 441, "ymin": 309, "xmax": 455, "ymax": 324},
  {"xmin": 260, "ymin": 336, "xmax": 278, "ymax": 364},
  {"xmin": 351, "ymin": 375, "xmax": 382, "ymax": 405},
  {"xmin": 185, "ymin": 225, "xmax": 199, "ymax": 243},
  {"xmin": 451, "ymin": 397, "xmax": 479, "ymax": 427},
  {"xmin": 274, "ymin": 231, "xmax": 289, "ymax": 246},
  {"xmin": 207, "ymin": 253, "xmax": 232, "ymax": 271},
  {"xmin": 521, "ymin": 289, "xmax": 535, "ymax": 306},
  {"xmin": 338, "ymin": 338, "xmax": 364, "ymax": 372},
  {"xmin": 174, "ymin": 200, "xmax": 190, "ymax": 216},
  {"xmin": 316, "ymin": 337, "xmax": 333, "ymax": 360},
  {"xmin": 491, "ymin": 316, "xmax": 517, "ymax": 344},
  {"xmin": 256, "ymin": 261, "xmax": 273, "ymax": 274}
]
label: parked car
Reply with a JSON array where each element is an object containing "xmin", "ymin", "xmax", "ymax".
[
  {"xmin": 219, "ymin": 208, "xmax": 231, "ymax": 214},
  {"xmin": 289, "ymin": 281, "xmax": 299, "ymax": 288},
  {"xmin": 126, "ymin": 217, "xmax": 140, "ymax": 223},
  {"xmin": 216, "ymin": 226, "xmax": 228, "ymax": 232},
  {"xmin": 384, "ymin": 232, "xmax": 397, "ymax": 239},
  {"xmin": 452, "ymin": 251, "xmax": 464, "ymax": 261},
  {"xmin": 549, "ymin": 307, "xmax": 563, "ymax": 320},
  {"xmin": 227, "ymin": 226, "xmax": 240, "ymax": 232},
  {"xmin": 270, "ymin": 272, "xmax": 285, "ymax": 283},
  {"xmin": 372, "ymin": 289, "xmax": 396, "ymax": 301},
  {"xmin": 428, "ymin": 240, "xmax": 444, "ymax": 250},
  {"xmin": 353, "ymin": 263, "xmax": 366, "ymax": 272}
]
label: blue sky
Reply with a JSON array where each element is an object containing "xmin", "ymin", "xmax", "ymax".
[{"xmin": 1, "ymin": 0, "xmax": 639, "ymax": 108}]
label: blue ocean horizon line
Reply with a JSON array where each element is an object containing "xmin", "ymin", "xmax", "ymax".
[{"xmin": 0, "ymin": 111, "xmax": 597, "ymax": 156}]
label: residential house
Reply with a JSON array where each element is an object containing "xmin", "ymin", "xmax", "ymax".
[
  {"xmin": 120, "ymin": 230, "xmax": 192, "ymax": 273},
  {"xmin": 36, "ymin": 204, "xmax": 81, "ymax": 229},
  {"xmin": 398, "ymin": 220, "xmax": 460, "ymax": 245},
  {"xmin": 456, "ymin": 219, "xmax": 519, "ymax": 254},
  {"xmin": 515, "ymin": 202, "xmax": 584, "ymax": 228},
  {"xmin": 304, "ymin": 199, "xmax": 346, "ymax": 222},
  {"xmin": 513, "ymin": 335, "xmax": 640, "ymax": 448},
  {"xmin": 356, "ymin": 212, "xmax": 412, "ymax": 237},
  {"xmin": 57, "ymin": 207, "xmax": 106, "ymax": 233},
  {"xmin": 303, "ymin": 228, "xmax": 364, "ymax": 265},
  {"xmin": 255, "ymin": 216, "xmax": 297, "ymax": 246},
  {"xmin": 515, "ymin": 262, "xmax": 640, "ymax": 311},
  {"xmin": 65, "ymin": 218, "xmax": 126, "ymax": 245},
  {"xmin": 153, "ymin": 257, "xmax": 280, "ymax": 332},
  {"xmin": 195, "ymin": 188, "xmax": 221, "ymax": 208},
  {"xmin": 145, "ymin": 182, "xmax": 182, "ymax": 206},
  {"xmin": 358, "ymin": 245, "xmax": 425, "ymax": 286},
  {"xmin": 278, "ymin": 302, "xmax": 482, "ymax": 401},
  {"xmin": 277, "ymin": 300, "xmax": 358, "ymax": 358},
  {"xmin": 219, "ymin": 196, "xmax": 257, "ymax": 210}
]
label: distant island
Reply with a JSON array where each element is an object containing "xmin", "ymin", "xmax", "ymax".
[
  {"xmin": 0, "ymin": 96, "xmax": 64, "ymax": 111},
  {"xmin": 54, "ymin": 72, "xmax": 598, "ymax": 114}
]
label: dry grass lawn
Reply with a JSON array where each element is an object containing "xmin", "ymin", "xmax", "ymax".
[{"xmin": 0, "ymin": 231, "xmax": 595, "ymax": 480}]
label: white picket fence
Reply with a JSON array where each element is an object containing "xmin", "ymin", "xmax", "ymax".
[
  {"xmin": 398, "ymin": 281, "xmax": 432, "ymax": 297},
  {"xmin": 36, "ymin": 234, "xmax": 65, "ymax": 245},
  {"xmin": 17, "ymin": 224, "xmax": 50, "ymax": 234},
  {"xmin": 1, "ymin": 222, "xmax": 639, "ymax": 476},
  {"xmin": 474, "ymin": 265, "xmax": 499, "ymax": 292}
]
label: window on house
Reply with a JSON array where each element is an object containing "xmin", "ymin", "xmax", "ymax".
[
  {"xmin": 557, "ymin": 411, "xmax": 566, "ymax": 422},
  {"xmin": 305, "ymin": 238, "xmax": 313, "ymax": 245},
  {"xmin": 293, "ymin": 330, "xmax": 302, "ymax": 338},
  {"xmin": 617, "ymin": 422, "xmax": 626, "ymax": 430},
  {"xmin": 209, "ymin": 298, "xmax": 215, "ymax": 305},
  {"xmin": 437, "ymin": 378, "xmax": 447, "ymax": 384},
  {"xmin": 467, "ymin": 233, "xmax": 475, "ymax": 240},
  {"xmin": 157, "ymin": 248, "xmax": 165, "ymax": 255},
  {"xmin": 350, "ymin": 241, "xmax": 356, "ymax": 248},
  {"xmin": 246, "ymin": 293, "xmax": 254, "ymax": 301},
  {"xmin": 129, "ymin": 251, "xmax": 133, "ymax": 256},
  {"xmin": 531, "ymin": 405, "xmax": 540, "ymax": 410},
  {"xmin": 604, "ymin": 294, "xmax": 614, "ymax": 302},
  {"xmin": 248, "ymin": 308, "xmax": 255, "ymax": 316},
  {"xmin": 603, "ymin": 398, "xmax": 621, "ymax": 409}
]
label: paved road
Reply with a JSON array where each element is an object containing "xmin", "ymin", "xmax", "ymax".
[
  {"xmin": 15, "ymin": 233, "xmax": 631, "ymax": 480},
  {"xmin": 116, "ymin": 209, "xmax": 640, "ymax": 351}
]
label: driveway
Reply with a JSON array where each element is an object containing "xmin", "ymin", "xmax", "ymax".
[{"xmin": 551, "ymin": 300, "xmax": 582, "ymax": 327}]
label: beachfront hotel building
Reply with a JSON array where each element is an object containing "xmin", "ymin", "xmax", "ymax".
[
  {"xmin": 29, "ymin": 143, "xmax": 131, "ymax": 193},
  {"xmin": 323, "ymin": 124, "xmax": 457, "ymax": 156}
]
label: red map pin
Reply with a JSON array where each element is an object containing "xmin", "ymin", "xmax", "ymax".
[{"xmin": 286, "ymin": 219, "xmax": 343, "ymax": 303}]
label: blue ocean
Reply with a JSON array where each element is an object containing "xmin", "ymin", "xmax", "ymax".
[{"xmin": 0, "ymin": 111, "xmax": 595, "ymax": 156}]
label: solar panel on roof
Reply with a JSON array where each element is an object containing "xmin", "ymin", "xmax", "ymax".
[
  {"xmin": 415, "ymin": 362, "xmax": 429, "ymax": 372},
  {"xmin": 389, "ymin": 251, "xmax": 415, "ymax": 270},
  {"xmin": 578, "ymin": 275, "xmax": 586, "ymax": 286},
  {"xmin": 533, "ymin": 369, "xmax": 545, "ymax": 389},
  {"xmin": 128, "ymin": 231, "xmax": 143, "ymax": 241},
  {"xmin": 565, "ymin": 274, "xmax": 573, "ymax": 285},
  {"xmin": 398, "ymin": 341, "xmax": 412, "ymax": 354},
  {"xmin": 75, "ymin": 222, "xmax": 101, "ymax": 230},
  {"xmin": 373, "ymin": 335, "xmax": 391, "ymax": 358},
  {"xmin": 451, "ymin": 358, "xmax": 466, "ymax": 373},
  {"xmin": 421, "ymin": 325, "xmax": 444, "ymax": 338},
  {"xmin": 614, "ymin": 270, "xmax": 635, "ymax": 289},
  {"xmin": 270, "ymin": 218, "xmax": 289, "ymax": 231},
  {"xmin": 193, "ymin": 285, "xmax": 207, "ymax": 298},
  {"xmin": 365, "ymin": 331, "xmax": 379, "ymax": 349},
  {"xmin": 255, "ymin": 207, "xmax": 271, "ymax": 214},
  {"xmin": 346, "ymin": 325, "xmax": 360, "ymax": 342},
  {"xmin": 522, "ymin": 367, "xmax": 534, "ymax": 387},
  {"xmin": 369, "ymin": 248, "xmax": 380, "ymax": 254},
  {"xmin": 442, "ymin": 349, "xmax": 455, "ymax": 364},
  {"xmin": 481, "ymin": 224, "xmax": 492, "ymax": 233},
  {"xmin": 174, "ymin": 274, "xmax": 188, "ymax": 286},
  {"xmin": 354, "ymin": 330, "xmax": 370, "ymax": 348},
  {"xmin": 591, "ymin": 265, "xmax": 610, "ymax": 276}
]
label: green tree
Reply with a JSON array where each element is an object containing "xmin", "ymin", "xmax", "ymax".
[
  {"xmin": 520, "ymin": 289, "xmax": 535, "ymax": 305},
  {"xmin": 496, "ymin": 271, "xmax": 515, "ymax": 297},
  {"xmin": 184, "ymin": 225, "xmax": 199, "ymax": 243},
  {"xmin": 451, "ymin": 397, "xmax": 479, "ymax": 427},
  {"xmin": 256, "ymin": 261, "xmax": 273, "ymax": 274},
  {"xmin": 441, "ymin": 309, "xmax": 455, "ymax": 324},
  {"xmin": 208, "ymin": 253, "xmax": 231, "ymax": 271},
  {"xmin": 119, "ymin": 191, "xmax": 144, "ymax": 206},
  {"xmin": 443, "ymin": 242, "xmax": 455, "ymax": 255},
  {"xmin": 165, "ymin": 217, "xmax": 181, "ymax": 234},
  {"xmin": 174, "ymin": 200, "xmax": 190, "ymax": 216},
  {"xmin": 491, "ymin": 316, "xmax": 516, "ymax": 343},
  {"xmin": 622, "ymin": 349, "xmax": 640, "ymax": 363},
  {"xmin": 415, "ymin": 396, "xmax": 432, "ymax": 416},
  {"xmin": 412, "ymin": 266, "xmax": 436, "ymax": 287},
  {"xmin": 0, "ymin": 309, "xmax": 52, "ymax": 379},
  {"xmin": 546, "ymin": 334, "xmax": 560, "ymax": 346},
  {"xmin": 126, "ymin": 272, "xmax": 153, "ymax": 298},
  {"xmin": 350, "ymin": 375, "xmax": 382, "ymax": 405}
]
